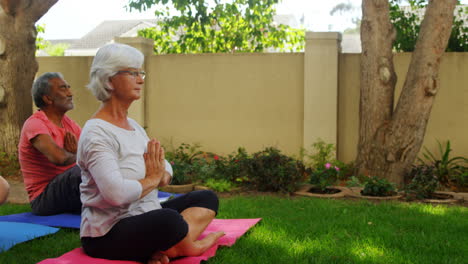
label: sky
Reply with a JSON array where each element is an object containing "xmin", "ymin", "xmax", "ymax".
[
  {"xmin": 38, "ymin": 0, "xmax": 467, "ymax": 40},
  {"xmin": 37, "ymin": 0, "xmax": 363, "ymax": 40}
]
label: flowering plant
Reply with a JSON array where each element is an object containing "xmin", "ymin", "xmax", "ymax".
[{"xmin": 310, "ymin": 163, "xmax": 340, "ymax": 191}]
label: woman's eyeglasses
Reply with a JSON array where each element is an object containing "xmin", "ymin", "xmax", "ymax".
[{"xmin": 115, "ymin": 70, "xmax": 146, "ymax": 79}]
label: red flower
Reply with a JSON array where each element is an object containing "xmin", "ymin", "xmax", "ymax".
[{"xmin": 214, "ymin": 155, "xmax": 219, "ymax": 160}]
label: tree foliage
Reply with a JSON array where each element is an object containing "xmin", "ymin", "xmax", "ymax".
[
  {"xmin": 330, "ymin": 0, "xmax": 467, "ymax": 51},
  {"xmin": 35, "ymin": 24, "xmax": 69, "ymax": 56},
  {"xmin": 35, "ymin": 24, "xmax": 48, "ymax": 50},
  {"xmin": 390, "ymin": 0, "xmax": 467, "ymax": 51},
  {"xmin": 127, "ymin": 0, "xmax": 304, "ymax": 54}
]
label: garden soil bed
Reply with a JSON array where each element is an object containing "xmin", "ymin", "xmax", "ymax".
[
  {"xmin": 346, "ymin": 187, "xmax": 403, "ymax": 200},
  {"xmin": 294, "ymin": 184, "xmax": 350, "ymax": 198}
]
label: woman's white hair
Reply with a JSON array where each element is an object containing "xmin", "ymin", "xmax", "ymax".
[{"xmin": 87, "ymin": 43, "xmax": 144, "ymax": 101}]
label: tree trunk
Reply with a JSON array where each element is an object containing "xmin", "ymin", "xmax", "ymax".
[
  {"xmin": 0, "ymin": 0, "xmax": 58, "ymax": 155},
  {"xmin": 356, "ymin": 0, "xmax": 457, "ymax": 186}
]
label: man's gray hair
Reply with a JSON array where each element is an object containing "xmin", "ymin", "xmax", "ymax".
[
  {"xmin": 87, "ymin": 43, "xmax": 144, "ymax": 101},
  {"xmin": 32, "ymin": 72, "xmax": 64, "ymax": 108}
]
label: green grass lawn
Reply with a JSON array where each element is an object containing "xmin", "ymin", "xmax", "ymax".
[{"xmin": 1, "ymin": 196, "xmax": 467, "ymax": 264}]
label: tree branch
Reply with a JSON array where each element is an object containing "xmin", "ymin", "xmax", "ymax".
[
  {"xmin": 393, "ymin": 0, "xmax": 456, "ymax": 127},
  {"xmin": 28, "ymin": 0, "xmax": 59, "ymax": 22}
]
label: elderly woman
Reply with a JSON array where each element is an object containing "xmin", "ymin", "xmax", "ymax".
[
  {"xmin": 77, "ymin": 43, "xmax": 224, "ymax": 264},
  {"xmin": 0, "ymin": 176, "xmax": 10, "ymax": 205}
]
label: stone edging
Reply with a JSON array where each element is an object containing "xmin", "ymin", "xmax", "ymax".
[{"xmin": 421, "ymin": 191, "xmax": 461, "ymax": 204}]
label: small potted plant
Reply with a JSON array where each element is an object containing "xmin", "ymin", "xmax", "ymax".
[
  {"xmin": 295, "ymin": 163, "xmax": 349, "ymax": 198},
  {"xmin": 347, "ymin": 175, "xmax": 401, "ymax": 200}
]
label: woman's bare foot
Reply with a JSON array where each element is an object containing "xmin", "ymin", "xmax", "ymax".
[
  {"xmin": 163, "ymin": 231, "xmax": 225, "ymax": 258},
  {"xmin": 195, "ymin": 231, "xmax": 225, "ymax": 250},
  {"xmin": 148, "ymin": 252, "xmax": 169, "ymax": 264}
]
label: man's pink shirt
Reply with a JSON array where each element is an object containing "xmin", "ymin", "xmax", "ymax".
[{"xmin": 18, "ymin": 111, "xmax": 81, "ymax": 201}]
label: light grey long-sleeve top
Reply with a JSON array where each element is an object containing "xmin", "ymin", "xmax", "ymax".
[{"xmin": 77, "ymin": 118, "xmax": 173, "ymax": 238}]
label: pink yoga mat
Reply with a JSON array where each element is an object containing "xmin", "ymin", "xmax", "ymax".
[{"xmin": 38, "ymin": 218, "xmax": 261, "ymax": 264}]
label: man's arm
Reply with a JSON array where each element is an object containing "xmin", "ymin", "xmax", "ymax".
[{"xmin": 31, "ymin": 134, "xmax": 76, "ymax": 166}]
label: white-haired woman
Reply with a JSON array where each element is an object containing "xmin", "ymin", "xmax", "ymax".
[{"xmin": 77, "ymin": 43, "xmax": 224, "ymax": 264}]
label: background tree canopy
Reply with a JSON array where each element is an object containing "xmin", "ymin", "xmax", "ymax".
[
  {"xmin": 390, "ymin": 0, "xmax": 468, "ymax": 52},
  {"xmin": 330, "ymin": 0, "xmax": 467, "ymax": 52},
  {"xmin": 127, "ymin": 0, "xmax": 305, "ymax": 54}
]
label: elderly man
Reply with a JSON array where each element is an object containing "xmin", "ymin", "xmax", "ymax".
[{"xmin": 18, "ymin": 72, "xmax": 82, "ymax": 215}]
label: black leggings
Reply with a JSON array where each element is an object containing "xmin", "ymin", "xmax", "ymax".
[
  {"xmin": 31, "ymin": 165, "xmax": 82, "ymax": 216},
  {"xmin": 81, "ymin": 190, "xmax": 219, "ymax": 263}
]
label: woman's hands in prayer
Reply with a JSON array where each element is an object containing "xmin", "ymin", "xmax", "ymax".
[{"xmin": 144, "ymin": 139, "xmax": 166, "ymax": 187}]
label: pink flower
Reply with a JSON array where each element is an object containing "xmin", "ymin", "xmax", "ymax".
[
  {"xmin": 170, "ymin": 161, "xmax": 175, "ymax": 165},
  {"xmin": 335, "ymin": 166, "xmax": 340, "ymax": 171},
  {"xmin": 214, "ymin": 155, "xmax": 219, "ymax": 161},
  {"xmin": 325, "ymin": 163, "xmax": 332, "ymax": 169}
]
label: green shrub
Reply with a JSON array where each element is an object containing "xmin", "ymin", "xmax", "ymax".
[
  {"xmin": 361, "ymin": 176, "xmax": 397, "ymax": 197},
  {"xmin": 165, "ymin": 143, "xmax": 204, "ymax": 184},
  {"xmin": 301, "ymin": 139, "xmax": 335, "ymax": 170},
  {"xmin": 449, "ymin": 165, "xmax": 468, "ymax": 190},
  {"xmin": 418, "ymin": 140, "xmax": 468, "ymax": 187},
  {"xmin": 204, "ymin": 178, "xmax": 235, "ymax": 192},
  {"xmin": 346, "ymin": 176, "xmax": 363, "ymax": 187},
  {"xmin": 0, "ymin": 151, "xmax": 20, "ymax": 178},
  {"xmin": 247, "ymin": 147, "xmax": 310, "ymax": 193},
  {"xmin": 212, "ymin": 148, "xmax": 250, "ymax": 184},
  {"xmin": 405, "ymin": 165, "xmax": 439, "ymax": 199}
]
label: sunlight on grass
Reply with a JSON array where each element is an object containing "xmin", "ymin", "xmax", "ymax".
[
  {"xmin": 415, "ymin": 204, "xmax": 448, "ymax": 216},
  {"xmin": 351, "ymin": 240, "xmax": 387, "ymax": 261}
]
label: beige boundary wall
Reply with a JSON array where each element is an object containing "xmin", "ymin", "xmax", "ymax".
[{"xmin": 36, "ymin": 34, "xmax": 468, "ymax": 162}]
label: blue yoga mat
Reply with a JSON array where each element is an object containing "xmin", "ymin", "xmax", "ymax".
[
  {"xmin": 158, "ymin": 190, "xmax": 179, "ymax": 202},
  {"xmin": 0, "ymin": 212, "xmax": 80, "ymax": 229},
  {"xmin": 0, "ymin": 191, "xmax": 180, "ymax": 229},
  {"xmin": 0, "ymin": 222, "xmax": 59, "ymax": 252}
]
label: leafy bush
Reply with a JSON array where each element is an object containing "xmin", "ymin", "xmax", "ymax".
[
  {"xmin": 450, "ymin": 165, "xmax": 468, "ymax": 191},
  {"xmin": 310, "ymin": 163, "xmax": 340, "ymax": 191},
  {"xmin": 301, "ymin": 139, "xmax": 335, "ymax": 170},
  {"xmin": 405, "ymin": 165, "xmax": 439, "ymax": 199},
  {"xmin": 165, "ymin": 143, "xmax": 204, "ymax": 184},
  {"xmin": 346, "ymin": 176, "xmax": 364, "ymax": 187},
  {"xmin": 211, "ymin": 148, "xmax": 250, "ymax": 184},
  {"xmin": 0, "ymin": 151, "xmax": 20, "ymax": 178},
  {"xmin": 247, "ymin": 147, "xmax": 310, "ymax": 193},
  {"xmin": 418, "ymin": 140, "xmax": 468, "ymax": 187},
  {"xmin": 361, "ymin": 176, "xmax": 397, "ymax": 197},
  {"xmin": 204, "ymin": 179, "xmax": 235, "ymax": 193}
]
